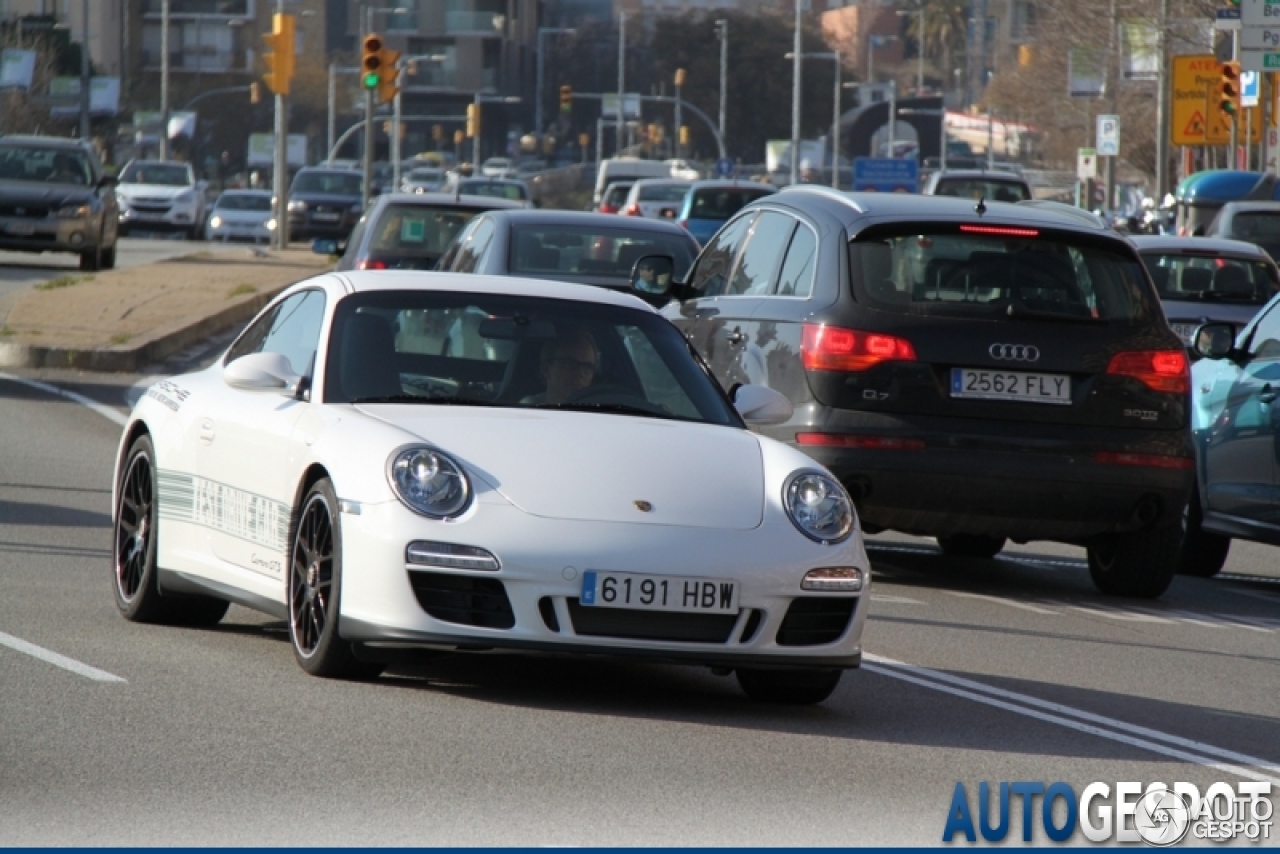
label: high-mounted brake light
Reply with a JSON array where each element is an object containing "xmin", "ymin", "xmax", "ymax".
[
  {"xmin": 802, "ymin": 323, "xmax": 917, "ymax": 372},
  {"xmin": 1105, "ymin": 350, "xmax": 1189, "ymax": 395},
  {"xmin": 959, "ymin": 224, "xmax": 1040, "ymax": 238}
]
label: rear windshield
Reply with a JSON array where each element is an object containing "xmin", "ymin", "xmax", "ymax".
[
  {"xmin": 509, "ymin": 225, "xmax": 696, "ymax": 278},
  {"xmin": 369, "ymin": 204, "xmax": 482, "ymax": 257},
  {"xmin": 293, "ymin": 171, "xmax": 362, "ymax": 196},
  {"xmin": 638, "ymin": 183, "xmax": 690, "ymax": 202},
  {"xmin": 603, "ymin": 184, "xmax": 633, "ymax": 206},
  {"xmin": 850, "ymin": 226, "xmax": 1155, "ymax": 324},
  {"xmin": 1139, "ymin": 252, "xmax": 1278, "ymax": 306},
  {"xmin": 459, "ymin": 180, "xmax": 527, "ymax": 201},
  {"xmin": 1228, "ymin": 212, "xmax": 1280, "ymax": 257},
  {"xmin": 932, "ymin": 178, "xmax": 1031, "ymax": 202},
  {"xmin": 216, "ymin": 193, "xmax": 271, "ymax": 211},
  {"xmin": 689, "ymin": 187, "xmax": 774, "ymax": 219}
]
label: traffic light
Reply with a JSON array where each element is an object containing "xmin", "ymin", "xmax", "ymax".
[
  {"xmin": 249, "ymin": 81, "xmax": 260, "ymax": 104},
  {"xmin": 674, "ymin": 68, "xmax": 686, "ymax": 88},
  {"xmin": 261, "ymin": 13, "xmax": 296, "ymax": 96},
  {"xmin": 559, "ymin": 84, "xmax": 572, "ymax": 113},
  {"xmin": 679, "ymin": 125, "xmax": 690, "ymax": 147},
  {"xmin": 432, "ymin": 124, "xmax": 443, "ymax": 142},
  {"xmin": 466, "ymin": 103, "xmax": 480, "ymax": 137},
  {"xmin": 1214, "ymin": 60, "xmax": 1242, "ymax": 126},
  {"xmin": 361, "ymin": 33, "xmax": 401, "ymax": 105}
]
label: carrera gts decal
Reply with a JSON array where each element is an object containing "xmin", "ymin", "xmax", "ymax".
[{"xmin": 157, "ymin": 471, "xmax": 290, "ymax": 550}]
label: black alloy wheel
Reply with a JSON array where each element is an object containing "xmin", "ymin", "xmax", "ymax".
[
  {"xmin": 288, "ymin": 478, "xmax": 381, "ymax": 679},
  {"xmin": 1087, "ymin": 523, "xmax": 1182, "ymax": 599},
  {"xmin": 1176, "ymin": 494, "xmax": 1231, "ymax": 578}
]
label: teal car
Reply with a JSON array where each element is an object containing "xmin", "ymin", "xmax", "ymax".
[
  {"xmin": 675, "ymin": 180, "xmax": 776, "ymax": 246},
  {"xmin": 1181, "ymin": 299, "xmax": 1280, "ymax": 576}
]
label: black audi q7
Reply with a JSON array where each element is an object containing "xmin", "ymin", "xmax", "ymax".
[{"xmin": 659, "ymin": 188, "xmax": 1194, "ymax": 598}]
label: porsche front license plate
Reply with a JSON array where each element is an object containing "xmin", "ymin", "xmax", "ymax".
[
  {"xmin": 580, "ymin": 570, "xmax": 739, "ymax": 614},
  {"xmin": 950, "ymin": 368, "xmax": 1071, "ymax": 405}
]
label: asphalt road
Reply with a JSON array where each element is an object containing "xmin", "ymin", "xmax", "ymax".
[{"xmin": 1, "ymin": 363, "xmax": 1278, "ymax": 845}]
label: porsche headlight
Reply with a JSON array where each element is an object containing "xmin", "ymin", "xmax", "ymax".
[
  {"xmin": 784, "ymin": 471, "xmax": 854, "ymax": 544},
  {"xmin": 388, "ymin": 446, "xmax": 471, "ymax": 519}
]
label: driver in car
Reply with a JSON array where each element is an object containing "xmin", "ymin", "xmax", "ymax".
[{"xmin": 526, "ymin": 330, "xmax": 598, "ymax": 405}]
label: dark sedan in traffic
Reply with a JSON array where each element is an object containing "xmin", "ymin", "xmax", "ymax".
[{"xmin": 287, "ymin": 168, "xmax": 364, "ymax": 242}]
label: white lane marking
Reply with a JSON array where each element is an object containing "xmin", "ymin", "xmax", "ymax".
[
  {"xmin": 865, "ymin": 654, "xmax": 1280, "ymax": 784},
  {"xmin": 1001, "ymin": 556, "xmax": 1085, "ymax": 571},
  {"xmin": 1213, "ymin": 614, "xmax": 1274, "ymax": 633},
  {"xmin": 948, "ymin": 591, "xmax": 1059, "ymax": 614},
  {"xmin": 1149, "ymin": 608, "xmax": 1230, "ymax": 629},
  {"xmin": 0, "ymin": 372, "xmax": 127, "ymax": 426},
  {"xmin": 0, "ymin": 630, "xmax": 126, "ymax": 683},
  {"xmin": 872, "ymin": 595, "xmax": 926, "ymax": 605},
  {"xmin": 1069, "ymin": 605, "xmax": 1173, "ymax": 624},
  {"xmin": 1219, "ymin": 573, "xmax": 1280, "ymax": 586}
]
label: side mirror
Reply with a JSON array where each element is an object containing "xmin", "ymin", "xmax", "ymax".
[
  {"xmin": 311, "ymin": 238, "xmax": 338, "ymax": 255},
  {"xmin": 629, "ymin": 254, "xmax": 675, "ymax": 297},
  {"xmin": 223, "ymin": 351, "xmax": 302, "ymax": 394},
  {"xmin": 732, "ymin": 384, "xmax": 793, "ymax": 426},
  {"xmin": 1191, "ymin": 322, "xmax": 1237, "ymax": 361}
]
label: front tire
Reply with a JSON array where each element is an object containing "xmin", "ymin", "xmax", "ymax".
[
  {"xmin": 1177, "ymin": 495, "xmax": 1230, "ymax": 578},
  {"xmin": 1087, "ymin": 524, "xmax": 1182, "ymax": 598},
  {"xmin": 288, "ymin": 478, "xmax": 382, "ymax": 679},
  {"xmin": 79, "ymin": 246, "xmax": 101, "ymax": 271},
  {"xmin": 736, "ymin": 668, "xmax": 843, "ymax": 705},
  {"xmin": 113, "ymin": 435, "xmax": 229, "ymax": 626},
  {"xmin": 937, "ymin": 534, "xmax": 1006, "ymax": 559}
]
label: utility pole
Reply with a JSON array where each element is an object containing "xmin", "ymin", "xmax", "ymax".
[
  {"xmin": 1104, "ymin": 0, "xmax": 1118, "ymax": 212},
  {"xmin": 1154, "ymin": 0, "xmax": 1169, "ymax": 197},
  {"xmin": 160, "ymin": 0, "xmax": 170, "ymax": 159},
  {"xmin": 832, "ymin": 49, "xmax": 840, "ymax": 188},
  {"xmin": 78, "ymin": 0, "xmax": 89, "ymax": 141},
  {"xmin": 716, "ymin": 19, "xmax": 728, "ymax": 149},
  {"xmin": 790, "ymin": 0, "xmax": 801, "ymax": 185},
  {"xmin": 617, "ymin": 12, "xmax": 626, "ymax": 157},
  {"xmin": 674, "ymin": 68, "xmax": 685, "ymax": 159},
  {"xmin": 328, "ymin": 62, "xmax": 337, "ymax": 160},
  {"xmin": 392, "ymin": 68, "xmax": 402, "ymax": 189}
]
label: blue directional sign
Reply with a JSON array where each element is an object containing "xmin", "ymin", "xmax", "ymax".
[
  {"xmin": 853, "ymin": 157, "xmax": 920, "ymax": 193},
  {"xmin": 714, "ymin": 157, "xmax": 735, "ymax": 178}
]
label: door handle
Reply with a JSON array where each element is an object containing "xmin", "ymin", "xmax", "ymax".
[
  {"xmin": 199, "ymin": 419, "xmax": 215, "ymax": 444},
  {"xmin": 1260, "ymin": 384, "xmax": 1277, "ymax": 405},
  {"xmin": 726, "ymin": 330, "xmax": 748, "ymax": 345}
]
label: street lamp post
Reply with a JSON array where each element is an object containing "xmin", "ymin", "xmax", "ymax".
[
  {"xmin": 617, "ymin": 12, "xmax": 626, "ymax": 157},
  {"xmin": 715, "ymin": 19, "xmax": 728, "ymax": 148},
  {"xmin": 786, "ymin": 51, "xmax": 841, "ymax": 186},
  {"xmin": 535, "ymin": 27, "xmax": 574, "ymax": 138},
  {"xmin": 790, "ymin": 0, "xmax": 801, "ymax": 186},
  {"xmin": 160, "ymin": 0, "xmax": 170, "ymax": 159}
]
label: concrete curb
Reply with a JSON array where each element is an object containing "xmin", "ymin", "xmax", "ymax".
[{"xmin": 0, "ymin": 284, "xmax": 289, "ymax": 372}]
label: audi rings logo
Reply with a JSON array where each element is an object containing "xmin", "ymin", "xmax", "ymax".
[{"xmin": 989, "ymin": 343, "xmax": 1040, "ymax": 362}]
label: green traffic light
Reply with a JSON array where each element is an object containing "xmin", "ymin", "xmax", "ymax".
[{"xmin": 363, "ymin": 72, "xmax": 379, "ymax": 88}]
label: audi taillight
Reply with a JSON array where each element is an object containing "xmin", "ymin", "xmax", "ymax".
[
  {"xmin": 1105, "ymin": 350, "xmax": 1189, "ymax": 394},
  {"xmin": 802, "ymin": 323, "xmax": 917, "ymax": 372},
  {"xmin": 796, "ymin": 433, "xmax": 925, "ymax": 450},
  {"xmin": 1095, "ymin": 451, "xmax": 1194, "ymax": 470}
]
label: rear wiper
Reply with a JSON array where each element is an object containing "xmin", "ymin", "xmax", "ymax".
[
  {"xmin": 352, "ymin": 394, "xmax": 496, "ymax": 406},
  {"xmin": 1005, "ymin": 302, "xmax": 1099, "ymax": 325}
]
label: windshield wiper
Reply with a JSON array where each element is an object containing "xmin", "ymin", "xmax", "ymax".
[{"xmin": 352, "ymin": 394, "xmax": 496, "ymax": 406}]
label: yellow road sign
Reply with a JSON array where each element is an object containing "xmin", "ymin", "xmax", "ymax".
[{"xmin": 1172, "ymin": 54, "xmax": 1218, "ymax": 146}]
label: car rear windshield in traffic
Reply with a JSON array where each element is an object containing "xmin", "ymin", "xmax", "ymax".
[
  {"xmin": 932, "ymin": 178, "xmax": 1030, "ymax": 202},
  {"xmin": 602, "ymin": 183, "xmax": 633, "ymax": 207},
  {"xmin": 1140, "ymin": 252, "xmax": 1278, "ymax": 305},
  {"xmin": 850, "ymin": 225, "xmax": 1156, "ymax": 323},
  {"xmin": 509, "ymin": 225, "xmax": 696, "ymax": 278},
  {"xmin": 459, "ymin": 180, "xmax": 527, "ymax": 201},
  {"xmin": 637, "ymin": 183, "xmax": 690, "ymax": 202},
  {"xmin": 0, "ymin": 145, "xmax": 92, "ymax": 185},
  {"xmin": 324, "ymin": 291, "xmax": 740, "ymax": 426},
  {"xmin": 120, "ymin": 162, "xmax": 190, "ymax": 186},
  {"xmin": 689, "ymin": 187, "xmax": 774, "ymax": 219},
  {"xmin": 215, "ymin": 193, "xmax": 271, "ymax": 211},
  {"xmin": 292, "ymin": 171, "xmax": 362, "ymax": 195},
  {"xmin": 369, "ymin": 204, "xmax": 482, "ymax": 257}
]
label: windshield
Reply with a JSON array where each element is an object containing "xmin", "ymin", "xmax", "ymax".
[
  {"xmin": 121, "ymin": 162, "xmax": 191, "ymax": 186},
  {"xmin": 215, "ymin": 193, "xmax": 272, "ymax": 212},
  {"xmin": 688, "ymin": 187, "xmax": 774, "ymax": 219},
  {"xmin": 508, "ymin": 224, "xmax": 697, "ymax": 279},
  {"xmin": 637, "ymin": 183, "xmax": 691, "ymax": 202},
  {"xmin": 292, "ymin": 171, "xmax": 362, "ymax": 195},
  {"xmin": 458, "ymin": 180, "xmax": 527, "ymax": 201},
  {"xmin": 369, "ymin": 203, "xmax": 482, "ymax": 258},
  {"xmin": 850, "ymin": 225, "xmax": 1155, "ymax": 324},
  {"xmin": 324, "ymin": 291, "xmax": 739, "ymax": 425},
  {"xmin": 0, "ymin": 145, "xmax": 92, "ymax": 185},
  {"xmin": 932, "ymin": 178, "xmax": 1030, "ymax": 202},
  {"xmin": 1139, "ymin": 252, "xmax": 1278, "ymax": 305}
]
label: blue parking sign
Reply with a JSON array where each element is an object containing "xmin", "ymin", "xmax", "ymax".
[
  {"xmin": 715, "ymin": 157, "xmax": 735, "ymax": 178},
  {"xmin": 853, "ymin": 157, "xmax": 919, "ymax": 193}
]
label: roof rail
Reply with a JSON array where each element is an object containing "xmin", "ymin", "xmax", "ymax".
[{"xmin": 778, "ymin": 184, "xmax": 865, "ymax": 213}]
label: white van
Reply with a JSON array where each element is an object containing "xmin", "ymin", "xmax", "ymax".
[{"xmin": 593, "ymin": 157, "xmax": 673, "ymax": 206}]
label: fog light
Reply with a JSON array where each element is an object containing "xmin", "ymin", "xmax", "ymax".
[
  {"xmin": 801, "ymin": 566, "xmax": 864, "ymax": 592},
  {"xmin": 406, "ymin": 540, "xmax": 500, "ymax": 571},
  {"xmin": 68, "ymin": 231, "xmax": 84, "ymax": 245}
]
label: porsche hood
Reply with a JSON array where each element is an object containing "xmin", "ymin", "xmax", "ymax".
[{"xmin": 361, "ymin": 407, "xmax": 765, "ymax": 530}]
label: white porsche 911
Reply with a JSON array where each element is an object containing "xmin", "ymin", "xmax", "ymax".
[{"xmin": 113, "ymin": 271, "xmax": 870, "ymax": 704}]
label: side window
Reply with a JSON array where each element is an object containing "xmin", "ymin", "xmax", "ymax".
[
  {"xmin": 775, "ymin": 222, "xmax": 817, "ymax": 297},
  {"xmin": 261, "ymin": 290, "xmax": 327, "ymax": 375},
  {"xmin": 438, "ymin": 216, "xmax": 478, "ymax": 269},
  {"xmin": 1248, "ymin": 303, "xmax": 1280, "ymax": 360},
  {"xmin": 451, "ymin": 217, "xmax": 495, "ymax": 273},
  {"xmin": 688, "ymin": 213, "xmax": 754, "ymax": 297},
  {"xmin": 727, "ymin": 211, "xmax": 794, "ymax": 296},
  {"xmin": 224, "ymin": 304, "xmax": 282, "ymax": 365},
  {"xmin": 344, "ymin": 214, "xmax": 370, "ymax": 259}
]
